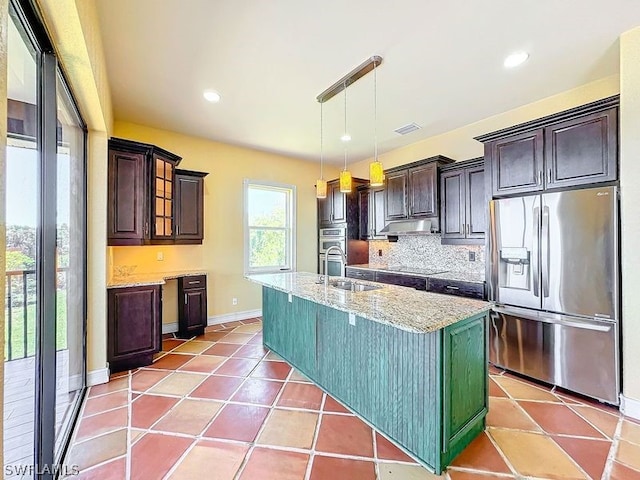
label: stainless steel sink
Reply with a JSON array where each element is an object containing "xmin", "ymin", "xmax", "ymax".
[{"xmin": 329, "ymin": 280, "xmax": 382, "ymax": 292}]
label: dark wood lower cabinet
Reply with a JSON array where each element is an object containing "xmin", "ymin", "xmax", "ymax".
[
  {"xmin": 178, "ymin": 275, "xmax": 208, "ymax": 338},
  {"xmin": 107, "ymin": 285, "xmax": 161, "ymax": 373}
]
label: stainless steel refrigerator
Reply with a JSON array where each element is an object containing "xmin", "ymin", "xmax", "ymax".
[{"xmin": 488, "ymin": 185, "xmax": 620, "ymax": 404}]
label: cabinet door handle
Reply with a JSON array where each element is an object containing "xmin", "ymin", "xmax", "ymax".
[
  {"xmin": 547, "ymin": 168, "xmax": 552, "ymax": 184},
  {"xmin": 446, "ymin": 285, "xmax": 460, "ymax": 290},
  {"xmin": 188, "ymin": 281, "xmax": 199, "ymax": 285},
  {"xmin": 537, "ymin": 171, "xmax": 542, "ymax": 185},
  {"xmin": 144, "ymin": 222, "xmax": 149, "ymax": 236},
  {"xmin": 184, "ymin": 294, "xmax": 188, "ymax": 304}
]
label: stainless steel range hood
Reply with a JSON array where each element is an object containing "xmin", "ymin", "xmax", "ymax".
[{"xmin": 379, "ymin": 219, "xmax": 433, "ymax": 235}]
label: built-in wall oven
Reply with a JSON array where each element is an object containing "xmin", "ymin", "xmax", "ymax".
[{"xmin": 319, "ymin": 227, "xmax": 346, "ymax": 254}]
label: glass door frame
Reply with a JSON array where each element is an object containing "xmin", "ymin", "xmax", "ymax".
[{"xmin": 9, "ymin": 0, "xmax": 88, "ymax": 476}]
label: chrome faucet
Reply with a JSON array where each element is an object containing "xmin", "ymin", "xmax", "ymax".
[{"xmin": 324, "ymin": 245, "xmax": 347, "ymax": 287}]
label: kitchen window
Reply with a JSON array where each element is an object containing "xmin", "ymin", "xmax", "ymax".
[{"xmin": 244, "ymin": 180, "xmax": 296, "ymax": 274}]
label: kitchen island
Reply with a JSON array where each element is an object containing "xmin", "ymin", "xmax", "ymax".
[{"xmin": 246, "ymin": 272, "xmax": 491, "ymax": 474}]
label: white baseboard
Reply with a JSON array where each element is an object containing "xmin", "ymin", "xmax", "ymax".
[
  {"xmin": 621, "ymin": 394, "xmax": 640, "ymax": 421},
  {"xmin": 208, "ymin": 309, "xmax": 262, "ymax": 326},
  {"xmin": 87, "ymin": 367, "xmax": 110, "ymax": 387},
  {"xmin": 162, "ymin": 322, "xmax": 179, "ymax": 334}
]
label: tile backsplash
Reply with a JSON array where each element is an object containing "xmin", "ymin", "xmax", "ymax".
[{"xmin": 368, "ymin": 235, "xmax": 485, "ymax": 275}]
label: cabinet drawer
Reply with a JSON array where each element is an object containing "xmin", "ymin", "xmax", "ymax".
[
  {"xmin": 375, "ymin": 272, "xmax": 426, "ymax": 290},
  {"xmin": 345, "ymin": 268, "xmax": 376, "ymax": 281},
  {"xmin": 427, "ymin": 278, "xmax": 485, "ymax": 299},
  {"xmin": 179, "ymin": 275, "xmax": 207, "ymax": 289}
]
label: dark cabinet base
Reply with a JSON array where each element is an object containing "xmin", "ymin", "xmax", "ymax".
[{"xmin": 110, "ymin": 353, "xmax": 154, "ymax": 373}]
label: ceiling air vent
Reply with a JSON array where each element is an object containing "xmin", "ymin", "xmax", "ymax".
[{"xmin": 394, "ymin": 122, "xmax": 421, "ymax": 135}]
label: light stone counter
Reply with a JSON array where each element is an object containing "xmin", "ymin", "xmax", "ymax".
[
  {"xmin": 246, "ymin": 272, "xmax": 490, "ymax": 334},
  {"xmin": 107, "ymin": 270, "xmax": 208, "ymax": 289},
  {"xmin": 348, "ymin": 264, "xmax": 486, "ymax": 284}
]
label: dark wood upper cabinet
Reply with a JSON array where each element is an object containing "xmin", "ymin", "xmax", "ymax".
[
  {"xmin": 177, "ymin": 275, "xmax": 208, "ymax": 338},
  {"xmin": 331, "ymin": 182, "xmax": 347, "ymax": 223},
  {"xmin": 107, "ymin": 284, "xmax": 161, "ymax": 372},
  {"xmin": 440, "ymin": 159, "xmax": 485, "ymax": 245},
  {"xmin": 408, "ymin": 163, "xmax": 437, "ymax": 217},
  {"xmin": 175, "ymin": 169, "xmax": 208, "ymax": 244},
  {"xmin": 317, "ymin": 178, "xmax": 366, "ymax": 228},
  {"xmin": 358, "ymin": 186, "xmax": 386, "ymax": 240},
  {"xmin": 477, "ymin": 96, "xmax": 619, "ymax": 197},
  {"xmin": 108, "ymin": 138, "xmax": 208, "ymax": 246},
  {"xmin": 384, "ymin": 170, "xmax": 408, "ymax": 220},
  {"xmin": 545, "ymin": 107, "xmax": 617, "ymax": 188}
]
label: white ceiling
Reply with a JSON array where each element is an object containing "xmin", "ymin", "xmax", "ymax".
[{"xmin": 95, "ymin": 0, "xmax": 640, "ymax": 165}]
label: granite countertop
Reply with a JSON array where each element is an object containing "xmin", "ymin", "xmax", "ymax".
[
  {"xmin": 348, "ymin": 264, "xmax": 486, "ymax": 284},
  {"xmin": 246, "ymin": 272, "xmax": 490, "ymax": 334},
  {"xmin": 107, "ymin": 270, "xmax": 208, "ymax": 289}
]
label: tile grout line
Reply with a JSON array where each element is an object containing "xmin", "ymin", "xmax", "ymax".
[
  {"xmin": 601, "ymin": 416, "xmax": 626, "ymax": 479},
  {"xmin": 304, "ymin": 391, "xmax": 327, "ymax": 480}
]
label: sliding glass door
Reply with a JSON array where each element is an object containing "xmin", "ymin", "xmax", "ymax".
[{"xmin": 4, "ymin": 1, "xmax": 87, "ymax": 478}]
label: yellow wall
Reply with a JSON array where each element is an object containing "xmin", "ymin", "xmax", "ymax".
[
  {"xmin": 111, "ymin": 121, "xmax": 339, "ymax": 321},
  {"xmin": 620, "ymin": 26, "xmax": 640, "ymax": 406},
  {"xmin": 349, "ymin": 75, "xmax": 620, "ymax": 176}
]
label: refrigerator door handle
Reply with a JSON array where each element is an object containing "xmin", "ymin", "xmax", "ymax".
[
  {"xmin": 532, "ymin": 206, "xmax": 540, "ymax": 297},
  {"xmin": 542, "ymin": 206, "xmax": 550, "ymax": 298}
]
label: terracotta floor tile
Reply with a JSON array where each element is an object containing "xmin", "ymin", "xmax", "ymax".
[
  {"xmin": 239, "ymin": 447, "xmax": 309, "ymax": 480},
  {"xmin": 450, "ymin": 431, "xmax": 510, "ymax": 473},
  {"xmin": 277, "ymin": 382, "xmax": 324, "ymax": 410},
  {"xmin": 323, "ymin": 395, "xmax": 351, "ymax": 414},
  {"xmin": 83, "ymin": 390, "xmax": 129, "ymax": 416},
  {"xmin": 242, "ymin": 317, "xmax": 261, "ymax": 324},
  {"xmin": 224, "ymin": 320, "xmax": 245, "ymax": 329},
  {"xmin": 610, "ymin": 461, "xmax": 640, "ymax": 480},
  {"xmin": 131, "ymin": 394, "xmax": 179, "ymax": 428},
  {"xmin": 617, "ymin": 439, "xmax": 640, "ymax": 470},
  {"xmin": 519, "ymin": 401, "xmax": 605, "ymax": 438},
  {"xmin": 486, "ymin": 397, "xmax": 541, "ymax": 431},
  {"xmin": 571, "ymin": 404, "xmax": 620, "ymax": 438},
  {"xmin": 621, "ymin": 419, "xmax": 640, "ymax": 445},
  {"xmin": 76, "ymin": 456, "xmax": 126, "ymax": 480},
  {"xmin": 203, "ymin": 342, "xmax": 242, "ymax": 357},
  {"xmin": 248, "ymin": 334, "xmax": 263, "ymax": 345},
  {"xmin": 553, "ymin": 435, "xmax": 610, "ymax": 480},
  {"xmin": 162, "ymin": 339, "xmax": 185, "ymax": 351},
  {"xmin": 315, "ymin": 413, "xmax": 374, "ymax": 457},
  {"xmin": 289, "ymin": 369, "xmax": 312, "ymax": 383},
  {"xmin": 153, "ymin": 398, "xmax": 223, "ymax": 435},
  {"xmin": 189, "ymin": 375, "xmax": 244, "ymax": 400},
  {"xmin": 232, "ymin": 343, "xmax": 269, "ymax": 359},
  {"xmin": 88, "ymin": 376, "xmax": 128, "ymax": 397},
  {"xmin": 172, "ymin": 340, "xmax": 214, "ymax": 354},
  {"xmin": 493, "ymin": 376, "xmax": 560, "ymax": 402},
  {"xmin": 488, "ymin": 378, "xmax": 508, "ymax": 398},
  {"xmin": 147, "ymin": 353, "xmax": 195, "ymax": 370},
  {"xmin": 376, "ymin": 432, "xmax": 415, "ymax": 462},
  {"xmin": 131, "ymin": 432, "xmax": 194, "ymax": 480},
  {"xmin": 131, "ymin": 369, "xmax": 171, "ymax": 391},
  {"xmin": 378, "ymin": 462, "xmax": 440, "ymax": 479},
  {"xmin": 130, "ymin": 429, "xmax": 145, "ymax": 444},
  {"xmin": 169, "ymin": 439, "xmax": 249, "ymax": 480},
  {"xmin": 220, "ymin": 332, "xmax": 255, "ymax": 344},
  {"xmin": 204, "ymin": 403, "xmax": 269, "ymax": 442},
  {"xmin": 231, "ymin": 378, "xmax": 284, "ymax": 405},
  {"xmin": 489, "ymin": 428, "xmax": 585, "ymax": 479},
  {"xmin": 251, "ymin": 360, "xmax": 292, "ymax": 380},
  {"xmin": 557, "ymin": 392, "xmax": 584, "ymax": 405},
  {"xmin": 215, "ymin": 358, "xmax": 260, "ymax": 376},
  {"xmin": 265, "ymin": 351, "xmax": 282, "ymax": 361},
  {"xmin": 446, "ymin": 471, "xmax": 513, "ymax": 480},
  {"xmin": 148, "ymin": 371, "xmax": 208, "ymax": 396},
  {"xmin": 233, "ymin": 323, "xmax": 263, "ymax": 334},
  {"xmin": 258, "ymin": 409, "xmax": 318, "ymax": 449},
  {"xmin": 75, "ymin": 407, "xmax": 128, "ymax": 442},
  {"xmin": 196, "ymin": 331, "xmax": 229, "ymax": 342},
  {"xmin": 66, "ymin": 429, "xmax": 128, "ymax": 471},
  {"xmin": 309, "ymin": 455, "xmax": 376, "ymax": 480},
  {"xmin": 178, "ymin": 354, "xmax": 226, "ymax": 374}
]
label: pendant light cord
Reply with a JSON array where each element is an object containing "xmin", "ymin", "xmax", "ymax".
[
  {"xmin": 374, "ymin": 63, "xmax": 378, "ymax": 161},
  {"xmin": 343, "ymin": 81, "xmax": 348, "ymax": 171},
  {"xmin": 320, "ymin": 102, "xmax": 324, "ymax": 179}
]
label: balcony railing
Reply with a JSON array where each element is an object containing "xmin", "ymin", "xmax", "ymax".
[{"xmin": 4, "ymin": 267, "xmax": 68, "ymax": 361}]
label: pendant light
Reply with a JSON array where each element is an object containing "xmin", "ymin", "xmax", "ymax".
[
  {"xmin": 369, "ymin": 62, "xmax": 384, "ymax": 186},
  {"xmin": 340, "ymin": 82, "xmax": 353, "ymax": 193},
  {"xmin": 316, "ymin": 102, "xmax": 327, "ymax": 198}
]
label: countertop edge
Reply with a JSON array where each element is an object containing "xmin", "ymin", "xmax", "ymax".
[
  {"xmin": 346, "ymin": 264, "xmax": 486, "ymax": 285},
  {"xmin": 107, "ymin": 271, "xmax": 208, "ymax": 289}
]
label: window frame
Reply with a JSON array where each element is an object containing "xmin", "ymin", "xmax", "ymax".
[{"xmin": 243, "ymin": 179, "xmax": 296, "ymax": 275}]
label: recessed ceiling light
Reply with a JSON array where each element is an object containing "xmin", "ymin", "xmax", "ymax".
[
  {"xmin": 341, "ymin": 134, "xmax": 351, "ymax": 142},
  {"xmin": 203, "ymin": 90, "xmax": 221, "ymax": 103},
  {"xmin": 504, "ymin": 51, "xmax": 529, "ymax": 69}
]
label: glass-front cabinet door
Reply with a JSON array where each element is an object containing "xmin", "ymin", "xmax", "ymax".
[{"xmin": 153, "ymin": 155, "xmax": 175, "ymax": 239}]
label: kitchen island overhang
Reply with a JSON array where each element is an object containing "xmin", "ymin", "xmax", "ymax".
[{"xmin": 246, "ymin": 272, "xmax": 491, "ymax": 474}]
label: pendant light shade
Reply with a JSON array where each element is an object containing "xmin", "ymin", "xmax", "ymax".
[
  {"xmin": 369, "ymin": 61, "xmax": 384, "ymax": 187},
  {"xmin": 369, "ymin": 160, "xmax": 384, "ymax": 186},
  {"xmin": 316, "ymin": 102, "xmax": 327, "ymax": 199},
  {"xmin": 340, "ymin": 170, "xmax": 352, "ymax": 193}
]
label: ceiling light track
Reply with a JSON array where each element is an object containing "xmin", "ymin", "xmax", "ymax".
[{"xmin": 316, "ymin": 55, "xmax": 383, "ymax": 103}]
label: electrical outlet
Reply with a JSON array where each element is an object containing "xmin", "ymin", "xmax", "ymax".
[
  {"xmin": 378, "ymin": 249, "xmax": 383, "ymax": 257},
  {"xmin": 156, "ymin": 251, "xmax": 164, "ymax": 261},
  {"xmin": 469, "ymin": 251, "xmax": 476, "ymax": 262},
  {"xmin": 232, "ymin": 297, "xmax": 238, "ymax": 305}
]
